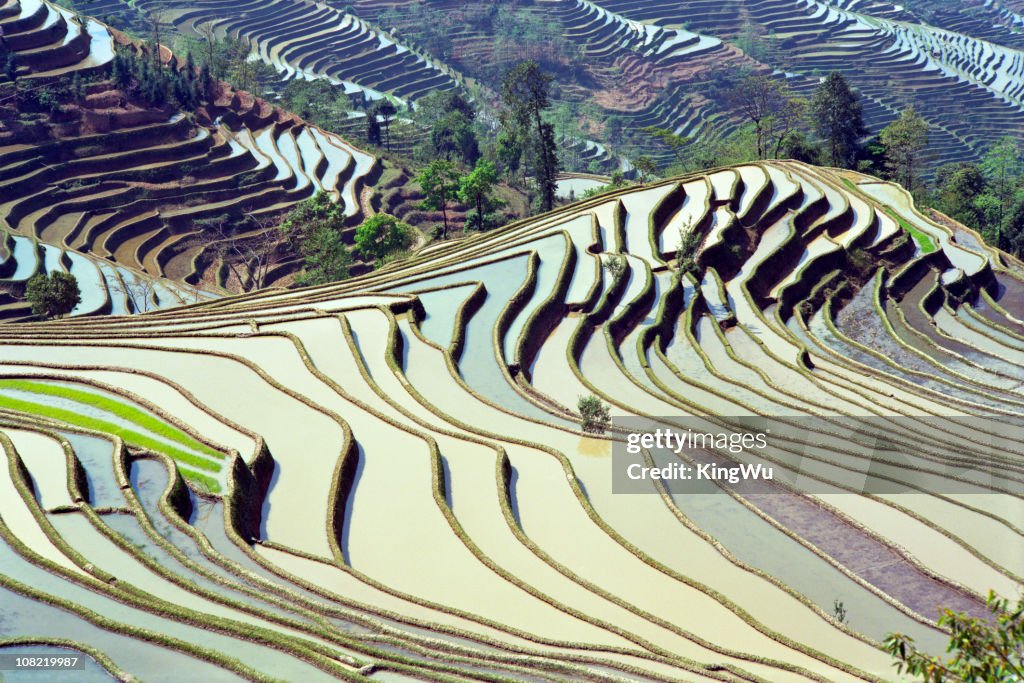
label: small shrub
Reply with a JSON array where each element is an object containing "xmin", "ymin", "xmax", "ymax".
[
  {"xmin": 354, "ymin": 213, "xmax": 414, "ymax": 262},
  {"xmin": 833, "ymin": 599, "xmax": 848, "ymax": 624},
  {"xmin": 676, "ymin": 222, "xmax": 702, "ymax": 278},
  {"xmin": 603, "ymin": 253, "xmax": 627, "ymax": 283},
  {"xmin": 578, "ymin": 394, "xmax": 610, "ymax": 434}
]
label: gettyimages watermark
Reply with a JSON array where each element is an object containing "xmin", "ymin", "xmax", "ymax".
[{"xmin": 611, "ymin": 415, "xmax": 1024, "ymax": 495}]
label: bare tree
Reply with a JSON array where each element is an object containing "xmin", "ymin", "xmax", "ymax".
[
  {"xmin": 727, "ymin": 74, "xmax": 808, "ymax": 161},
  {"xmin": 125, "ymin": 275, "xmax": 157, "ymax": 313},
  {"xmin": 205, "ymin": 214, "xmax": 283, "ymax": 292},
  {"xmin": 765, "ymin": 95, "xmax": 808, "ymax": 160},
  {"xmin": 195, "ymin": 22, "xmax": 218, "ymax": 74},
  {"xmin": 143, "ymin": 10, "xmax": 169, "ymax": 67}
]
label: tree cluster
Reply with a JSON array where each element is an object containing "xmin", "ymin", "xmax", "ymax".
[
  {"xmin": 886, "ymin": 590, "xmax": 1023, "ymax": 682},
  {"xmin": 933, "ymin": 136, "xmax": 1024, "ymax": 256},
  {"xmin": 0, "ymin": 41, "xmax": 17, "ymax": 83},
  {"xmin": 412, "ymin": 90, "xmax": 480, "ymax": 167},
  {"xmin": 110, "ymin": 47, "xmax": 204, "ymax": 109},
  {"xmin": 278, "ymin": 192, "xmax": 354, "ymax": 287},
  {"xmin": 416, "ymin": 158, "xmax": 504, "ymax": 239},
  {"xmin": 577, "ymin": 394, "xmax": 611, "ymax": 434},
  {"xmin": 25, "ymin": 272, "xmax": 81, "ymax": 319},
  {"xmin": 635, "ymin": 71, "xmax": 940, "ymax": 202},
  {"xmin": 279, "ymin": 193, "xmax": 416, "ymax": 285}
]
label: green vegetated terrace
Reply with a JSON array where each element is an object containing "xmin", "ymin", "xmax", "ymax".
[
  {"xmin": 0, "ymin": 379, "xmax": 223, "ymax": 492},
  {"xmin": 883, "ymin": 207, "xmax": 938, "ymax": 254},
  {"xmin": 839, "ymin": 177, "xmax": 937, "ymax": 254}
]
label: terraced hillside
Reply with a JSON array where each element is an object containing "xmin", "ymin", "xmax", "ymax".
[
  {"xmin": 46, "ymin": 0, "xmax": 1024, "ymax": 174},
  {"xmin": 0, "ymin": 230, "xmax": 218, "ymax": 319},
  {"xmin": 568, "ymin": 0, "xmax": 1024, "ymax": 169},
  {"xmin": 317, "ymin": 0, "xmax": 1024, "ymax": 172},
  {"xmin": 89, "ymin": 0, "xmax": 460, "ymax": 105},
  {"xmin": 0, "ymin": 160, "xmax": 1021, "ymax": 680},
  {"xmin": 0, "ymin": 0, "xmax": 398, "ymax": 297}
]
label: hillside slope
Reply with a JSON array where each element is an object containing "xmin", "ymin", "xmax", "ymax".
[
  {"xmin": 59, "ymin": 0, "xmax": 1024, "ymax": 175},
  {"xmin": 0, "ymin": 161, "xmax": 1020, "ymax": 680},
  {"xmin": 0, "ymin": 0, "xmax": 392, "ymax": 309}
]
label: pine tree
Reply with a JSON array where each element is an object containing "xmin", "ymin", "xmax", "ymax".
[
  {"xmin": 375, "ymin": 99, "xmax": 397, "ymax": 152},
  {"xmin": 811, "ymin": 72, "xmax": 867, "ymax": 168},
  {"xmin": 198, "ymin": 61, "xmax": 212, "ymax": 101},
  {"xmin": 501, "ymin": 60, "xmax": 559, "ymax": 212},
  {"xmin": 366, "ymin": 110, "xmax": 382, "ymax": 146}
]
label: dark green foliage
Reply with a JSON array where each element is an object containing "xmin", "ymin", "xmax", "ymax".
[
  {"xmin": 577, "ymin": 394, "xmax": 610, "ymax": 434},
  {"xmin": 34, "ymin": 86, "xmax": 66, "ymax": 114},
  {"xmin": 431, "ymin": 113, "xmax": 480, "ymax": 166},
  {"xmin": 412, "ymin": 90, "xmax": 480, "ymax": 165},
  {"xmin": 1001, "ymin": 194, "xmax": 1024, "ymax": 256},
  {"xmin": 603, "ymin": 253, "xmax": 626, "ymax": 282},
  {"xmin": 501, "ymin": 60, "xmax": 559, "ymax": 212},
  {"xmin": 534, "ymin": 119, "xmax": 559, "ymax": 211},
  {"xmin": 278, "ymin": 79, "xmax": 352, "ymax": 133},
  {"xmin": 605, "ymin": 116, "xmax": 625, "ymax": 148},
  {"xmin": 458, "ymin": 159, "xmax": 503, "ymax": 231},
  {"xmin": 353, "ymin": 213, "xmax": 414, "ymax": 262},
  {"xmin": 25, "ymin": 272, "xmax": 81, "ymax": 319},
  {"xmin": 366, "ymin": 111, "xmax": 382, "ymax": 146},
  {"xmin": 1, "ymin": 43, "xmax": 17, "ymax": 82},
  {"xmin": 934, "ymin": 162, "xmax": 986, "ymax": 229},
  {"xmin": 632, "ymin": 155, "xmax": 658, "ymax": 184},
  {"xmin": 928, "ymin": 138, "xmax": 1024, "ymax": 256},
  {"xmin": 780, "ymin": 131, "xmax": 823, "ymax": 164},
  {"xmin": 811, "ymin": 72, "xmax": 867, "ymax": 168},
  {"xmin": 279, "ymin": 192, "xmax": 357, "ymax": 285},
  {"xmin": 879, "ymin": 107, "xmax": 929, "ymax": 195},
  {"xmin": 280, "ymin": 191, "xmax": 345, "ymax": 245},
  {"xmin": 414, "ymin": 89, "xmax": 477, "ymax": 129},
  {"xmin": 109, "ymin": 47, "xmax": 203, "ymax": 109},
  {"xmin": 885, "ymin": 591, "xmax": 1023, "ymax": 682},
  {"xmin": 979, "ymin": 136, "xmax": 1023, "ymax": 230},
  {"xmin": 676, "ymin": 223, "xmax": 702, "ymax": 279},
  {"xmin": 416, "ymin": 159, "xmax": 461, "ymax": 239},
  {"xmin": 295, "ymin": 226, "xmax": 353, "ymax": 286},
  {"xmin": 495, "ymin": 128, "xmax": 523, "ymax": 179},
  {"xmin": 373, "ymin": 99, "xmax": 397, "ymax": 152}
]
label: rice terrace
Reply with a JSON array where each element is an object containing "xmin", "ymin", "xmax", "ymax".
[{"xmin": 0, "ymin": 0, "xmax": 1023, "ymax": 680}]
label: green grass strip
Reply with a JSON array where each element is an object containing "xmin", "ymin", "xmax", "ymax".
[
  {"xmin": 0, "ymin": 379, "xmax": 221, "ymax": 459},
  {"xmin": 176, "ymin": 467, "xmax": 221, "ymax": 494},
  {"xmin": 882, "ymin": 207, "xmax": 938, "ymax": 254},
  {"xmin": 0, "ymin": 394, "xmax": 222, "ymax": 475},
  {"xmin": 838, "ymin": 178, "xmax": 938, "ymax": 254}
]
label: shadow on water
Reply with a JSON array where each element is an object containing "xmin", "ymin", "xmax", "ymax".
[
  {"xmin": 340, "ymin": 443, "xmax": 366, "ymax": 566},
  {"xmin": 506, "ymin": 465, "xmax": 522, "ymax": 528},
  {"xmin": 439, "ymin": 453, "xmax": 453, "ymax": 510},
  {"xmin": 62, "ymin": 432, "xmax": 124, "ymax": 509},
  {"xmin": 258, "ymin": 461, "xmax": 281, "ymax": 541}
]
